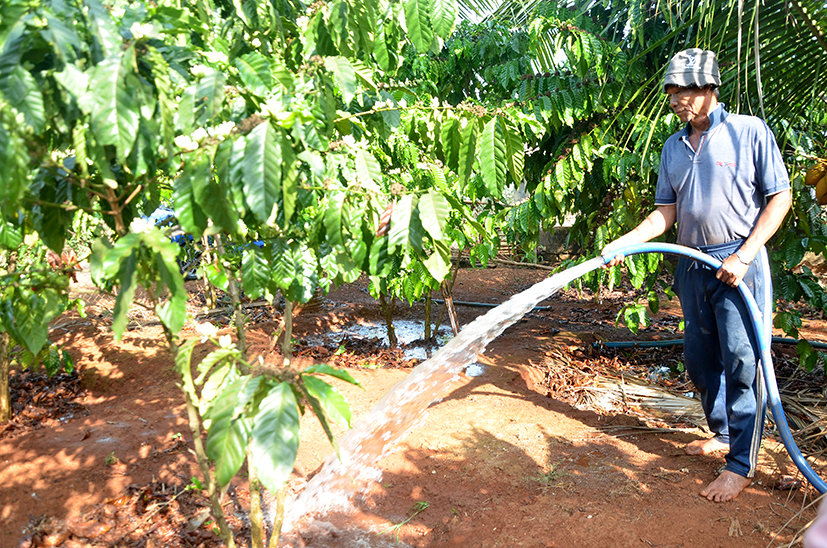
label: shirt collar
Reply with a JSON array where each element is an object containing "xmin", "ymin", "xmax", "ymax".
[{"xmin": 680, "ymin": 103, "xmax": 728, "ymax": 138}]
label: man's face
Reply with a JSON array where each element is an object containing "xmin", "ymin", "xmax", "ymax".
[{"xmin": 666, "ymin": 85, "xmax": 713, "ymax": 123}]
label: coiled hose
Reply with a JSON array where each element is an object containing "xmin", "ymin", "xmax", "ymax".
[{"xmin": 602, "ymin": 242, "xmax": 826, "ymax": 493}]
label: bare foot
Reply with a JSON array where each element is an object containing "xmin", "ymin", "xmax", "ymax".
[
  {"xmin": 685, "ymin": 437, "xmax": 728, "ymax": 455},
  {"xmin": 700, "ymin": 470, "xmax": 751, "ymax": 502}
]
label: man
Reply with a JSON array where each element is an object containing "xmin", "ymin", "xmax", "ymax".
[{"xmin": 603, "ymin": 48, "xmax": 792, "ymax": 502}]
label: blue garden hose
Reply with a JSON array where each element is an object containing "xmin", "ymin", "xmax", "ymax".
[{"xmin": 602, "ymin": 242, "xmax": 827, "ymax": 493}]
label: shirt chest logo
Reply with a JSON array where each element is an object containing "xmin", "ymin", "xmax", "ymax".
[{"xmin": 716, "ymin": 161, "xmax": 737, "ymax": 168}]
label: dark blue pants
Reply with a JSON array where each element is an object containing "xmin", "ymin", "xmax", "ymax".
[{"xmin": 674, "ymin": 240, "xmax": 770, "ymax": 478}]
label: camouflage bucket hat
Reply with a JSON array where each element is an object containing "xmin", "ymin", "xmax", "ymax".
[{"xmin": 663, "ymin": 48, "xmax": 722, "ymax": 92}]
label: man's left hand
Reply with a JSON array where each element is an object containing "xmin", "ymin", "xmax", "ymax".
[{"xmin": 717, "ymin": 254, "xmax": 750, "ymax": 287}]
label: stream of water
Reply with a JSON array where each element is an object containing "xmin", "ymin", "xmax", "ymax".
[{"xmin": 280, "ymin": 257, "xmax": 604, "ymax": 533}]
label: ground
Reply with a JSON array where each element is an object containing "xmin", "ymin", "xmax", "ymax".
[{"xmin": 2, "ymin": 264, "xmax": 826, "ymax": 548}]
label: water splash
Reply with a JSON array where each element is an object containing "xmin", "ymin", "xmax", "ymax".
[{"xmin": 281, "ymin": 258, "xmax": 604, "ymax": 534}]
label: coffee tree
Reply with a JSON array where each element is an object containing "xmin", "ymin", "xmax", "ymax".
[{"xmin": 0, "ymin": 0, "xmax": 473, "ymax": 544}]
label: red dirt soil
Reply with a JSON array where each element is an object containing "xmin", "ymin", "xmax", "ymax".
[{"xmin": 2, "ymin": 266, "xmax": 826, "ymax": 548}]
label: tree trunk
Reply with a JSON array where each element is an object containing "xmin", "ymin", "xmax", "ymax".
[
  {"xmin": 379, "ymin": 293, "xmax": 397, "ymax": 348},
  {"xmin": 441, "ymin": 281, "xmax": 460, "ymax": 336},
  {"xmin": 268, "ymin": 487, "xmax": 286, "ymax": 548},
  {"xmin": 215, "ymin": 235, "xmax": 247, "ymax": 362},
  {"xmin": 0, "ymin": 332, "xmax": 10, "ymax": 423},
  {"xmin": 247, "ymin": 445, "xmax": 265, "ymax": 548},
  {"xmin": 424, "ymin": 294, "xmax": 432, "ymax": 340},
  {"xmin": 281, "ymin": 300, "xmax": 293, "ymax": 367},
  {"xmin": 200, "ymin": 235, "xmax": 217, "ymax": 310}
]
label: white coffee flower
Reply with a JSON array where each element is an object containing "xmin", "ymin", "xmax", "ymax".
[
  {"xmin": 129, "ymin": 217, "xmax": 152, "ymax": 234},
  {"xmin": 190, "ymin": 64, "xmax": 213, "ymax": 78},
  {"xmin": 251, "ymin": 37, "xmax": 261, "ymax": 48},
  {"xmin": 210, "ymin": 121, "xmax": 236, "ymax": 138},
  {"xmin": 24, "ymin": 232, "xmax": 39, "ymax": 246},
  {"xmin": 191, "ymin": 127, "xmax": 208, "ymax": 142},
  {"xmin": 218, "ymin": 335, "xmax": 232, "ymax": 348},
  {"xmin": 174, "ymin": 135, "xmax": 199, "ymax": 152},
  {"xmin": 342, "ymin": 134, "xmax": 356, "ymax": 147},
  {"xmin": 202, "ymin": 51, "xmax": 228, "ymax": 65},
  {"xmin": 195, "ymin": 322, "xmax": 219, "ymax": 343},
  {"xmin": 130, "ymin": 22, "xmax": 157, "ymax": 40}
]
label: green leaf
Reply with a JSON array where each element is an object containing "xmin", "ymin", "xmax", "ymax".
[
  {"xmin": 440, "ymin": 116, "xmax": 460, "ymax": 172},
  {"xmin": 0, "ymin": 125, "xmax": 27, "ymax": 214},
  {"xmin": 797, "ymin": 340, "xmax": 819, "ymax": 372},
  {"xmin": 54, "ymin": 64, "xmax": 89, "ymax": 102},
  {"xmin": 282, "ymin": 134, "xmax": 298, "ymax": 226},
  {"xmin": 350, "ymin": 59, "xmax": 378, "ymax": 93},
  {"xmin": 2, "ymin": 287, "xmax": 64, "ymax": 354},
  {"xmin": 647, "ymin": 290, "xmax": 660, "ymax": 314},
  {"xmin": 173, "ymin": 339, "xmax": 198, "ymax": 402},
  {"xmin": 195, "ymin": 71, "xmax": 226, "ymax": 126},
  {"xmin": 774, "ymin": 310, "xmax": 801, "ymax": 338},
  {"xmin": 480, "ymin": 117, "xmax": 506, "ymax": 197},
  {"xmin": 355, "ymin": 148, "xmax": 382, "ymax": 191},
  {"xmin": 250, "ymin": 382, "xmax": 300, "ymax": 492},
  {"xmin": 324, "ymin": 56, "xmax": 357, "ymax": 106},
  {"xmin": 146, "ymin": 46, "xmax": 177, "ymax": 163},
  {"xmin": 324, "ymin": 193, "xmax": 346, "ymax": 247},
  {"xmin": 431, "ymin": 0, "xmax": 456, "ymax": 38},
  {"xmin": 243, "ymin": 121, "xmax": 282, "ymax": 224},
  {"xmin": 271, "ymin": 58, "xmax": 295, "ymax": 91},
  {"xmin": 423, "ymin": 239, "xmax": 451, "ymax": 281},
  {"xmin": 289, "ymin": 245, "xmax": 318, "ymax": 303},
  {"xmin": 43, "ymin": 14, "xmax": 81, "ymax": 63},
  {"xmin": 191, "ymin": 149, "xmax": 238, "ymax": 235},
  {"xmin": 0, "ymin": 219, "xmax": 22, "ymax": 248},
  {"xmin": 388, "ymin": 194, "xmax": 414, "ymax": 253},
  {"xmin": 302, "ymin": 363, "xmax": 361, "ymax": 386},
  {"xmin": 297, "ymin": 378, "xmax": 340, "ymax": 453},
  {"xmin": 145, "ymin": 232, "xmax": 188, "ymax": 334},
  {"xmin": 0, "ymin": 65, "xmax": 45, "ymax": 133},
  {"xmin": 84, "ymin": 0, "xmax": 121, "ymax": 57},
  {"xmin": 205, "ymin": 380, "xmax": 251, "ymax": 487},
  {"xmin": 502, "ymin": 120, "xmax": 524, "ymax": 184},
  {"xmin": 174, "ymin": 151, "xmax": 209, "ymax": 239},
  {"xmin": 270, "ymin": 239, "xmax": 295, "ymax": 292},
  {"xmin": 235, "ymin": 52, "xmax": 273, "ymax": 97},
  {"xmin": 112, "ymin": 251, "xmax": 139, "ymax": 340},
  {"xmin": 417, "ymin": 189, "xmax": 449, "ymax": 241},
  {"xmin": 241, "ymin": 246, "xmax": 271, "ymax": 301},
  {"xmin": 457, "ymin": 119, "xmax": 477, "ymax": 185},
  {"xmin": 404, "ymin": 0, "xmax": 433, "ymax": 52},
  {"xmin": 88, "ymin": 47, "xmax": 140, "ymax": 160},
  {"xmin": 303, "ymin": 375, "xmax": 351, "ymax": 429},
  {"xmin": 369, "ymin": 236, "xmax": 390, "ymax": 276}
]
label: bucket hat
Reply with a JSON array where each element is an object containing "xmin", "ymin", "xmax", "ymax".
[{"xmin": 663, "ymin": 48, "xmax": 721, "ymax": 92}]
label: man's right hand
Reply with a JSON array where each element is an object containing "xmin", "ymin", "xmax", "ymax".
[
  {"xmin": 601, "ymin": 238, "xmax": 631, "ymax": 268},
  {"xmin": 600, "ymin": 205, "xmax": 677, "ymax": 269}
]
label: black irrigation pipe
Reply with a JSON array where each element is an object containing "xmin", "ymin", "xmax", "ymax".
[
  {"xmin": 600, "ymin": 338, "xmax": 827, "ymax": 350},
  {"xmin": 431, "ymin": 298, "xmax": 554, "ymax": 311},
  {"xmin": 432, "ymin": 300, "xmax": 827, "ymax": 349}
]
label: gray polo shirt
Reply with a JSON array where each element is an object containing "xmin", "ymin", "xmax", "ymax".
[{"xmin": 655, "ymin": 105, "xmax": 790, "ymax": 247}]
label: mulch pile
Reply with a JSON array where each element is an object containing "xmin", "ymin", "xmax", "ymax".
[
  {"xmin": 1, "ymin": 370, "xmax": 88, "ymax": 440},
  {"xmin": 18, "ymin": 481, "xmax": 241, "ymax": 548},
  {"xmin": 293, "ymin": 336, "xmax": 420, "ymax": 369}
]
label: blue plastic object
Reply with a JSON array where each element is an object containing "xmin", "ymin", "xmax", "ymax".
[{"xmin": 602, "ymin": 242, "xmax": 827, "ymax": 493}]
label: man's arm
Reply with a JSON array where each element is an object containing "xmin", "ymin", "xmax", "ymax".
[
  {"xmin": 602, "ymin": 204, "xmax": 677, "ymax": 267},
  {"xmin": 716, "ymin": 189, "xmax": 792, "ymax": 287}
]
